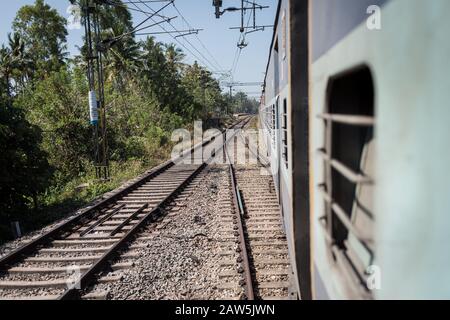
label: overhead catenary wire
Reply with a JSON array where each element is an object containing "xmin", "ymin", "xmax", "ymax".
[
  {"xmin": 106, "ymin": 16, "xmax": 176, "ymax": 46},
  {"xmin": 102, "ymin": 0, "xmax": 217, "ymax": 71},
  {"xmin": 132, "ymin": 0, "xmax": 220, "ymax": 73},
  {"xmin": 231, "ymin": 7, "xmax": 253, "ymax": 80},
  {"xmin": 128, "ymin": 0, "xmax": 174, "ymax": 34},
  {"xmin": 104, "ymin": 0, "xmax": 172, "ymax": 19},
  {"xmin": 102, "ymin": 0, "xmax": 175, "ymax": 44},
  {"xmin": 135, "ymin": 29, "xmax": 203, "ymax": 36},
  {"xmin": 172, "ymin": 1, "xmax": 224, "ymax": 72},
  {"xmin": 122, "ymin": 0, "xmax": 172, "ymax": 3},
  {"xmin": 138, "ymin": 0, "xmax": 221, "ymax": 73},
  {"xmin": 231, "ymin": 47, "xmax": 242, "ymax": 79}
]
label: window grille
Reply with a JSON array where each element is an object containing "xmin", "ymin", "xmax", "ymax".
[
  {"xmin": 282, "ymin": 99, "xmax": 288, "ymax": 168},
  {"xmin": 318, "ymin": 67, "xmax": 375, "ymax": 297},
  {"xmin": 272, "ymin": 103, "xmax": 276, "ymax": 147}
]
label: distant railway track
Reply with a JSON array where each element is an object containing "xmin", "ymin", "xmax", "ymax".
[
  {"xmin": 218, "ymin": 121, "xmax": 294, "ymax": 300},
  {"xmin": 0, "ymin": 117, "xmax": 251, "ymax": 300}
]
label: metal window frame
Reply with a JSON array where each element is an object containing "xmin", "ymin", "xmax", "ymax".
[
  {"xmin": 317, "ymin": 111, "xmax": 375, "ymax": 295},
  {"xmin": 282, "ymin": 98, "xmax": 288, "ymax": 168},
  {"xmin": 272, "ymin": 103, "xmax": 276, "ymax": 147}
]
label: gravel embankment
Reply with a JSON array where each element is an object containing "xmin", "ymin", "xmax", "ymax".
[{"xmin": 87, "ymin": 165, "xmax": 240, "ymax": 300}]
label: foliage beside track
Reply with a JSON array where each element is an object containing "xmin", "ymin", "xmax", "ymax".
[{"xmin": 0, "ymin": 0, "xmax": 260, "ymax": 243}]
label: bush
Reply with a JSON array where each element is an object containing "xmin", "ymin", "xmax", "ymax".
[{"xmin": 0, "ymin": 96, "xmax": 53, "ymax": 235}]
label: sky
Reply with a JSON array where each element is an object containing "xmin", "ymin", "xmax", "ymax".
[{"xmin": 0, "ymin": 0, "xmax": 277, "ymax": 96}]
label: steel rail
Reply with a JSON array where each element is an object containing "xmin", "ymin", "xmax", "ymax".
[
  {"xmin": 0, "ymin": 116, "xmax": 250, "ymax": 299},
  {"xmin": 79, "ymin": 204, "xmax": 126, "ymax": 237},
  {"xmin": 228, "ymin": 163, "xmax": 255, "ymax": 300},
  {"xmin": 224, "ymin": 117, "xmax": 255, "ymax": 300},
  {"xmin": 0, "ymin": 162, "xmax": 171, "ymax": 270},
  {"xmin": 60, "ymin": 162, "xmax": 208, "ymax": 299},
  {"xmin": 0, "ymin": 122, "xmax": 229, "ymax": 271},
  {"xmin": 60, "ymin": 117, "xmax": 251, "ymax": 299}
]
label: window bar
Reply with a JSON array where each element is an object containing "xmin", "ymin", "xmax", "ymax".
[
  {"xmin": 324, "ymin": 116, "xmax": 334, "ymax": 241},
  {"xmin": 317, "ymin": 184, "xmax": 374, "ymax": 255},
  {"xmin": 318, "ymin": 213, "xmax": 373, "ymax": 290},
  {"xmin": 331, "ymin": 245, "xmax": 373, "ymax": 297},
  {"xmin": 317, "ymin": 113, "xmax": 375, "ymax": 126},
  {"xmin": 318, "ymin": 217, "xmax": 366, "ymax": 289},
  {"xmin": 317, "ymin": 149, "xmax": 374, "ymax": 184}
]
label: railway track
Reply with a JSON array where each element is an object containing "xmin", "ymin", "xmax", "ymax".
[
  {"xmin": 217, "ymin": 120, "xmax": 294, "ymax": 300},
  {"xmin": 0, "ymin": 117, "xmax": 251, "ymax": 300}
]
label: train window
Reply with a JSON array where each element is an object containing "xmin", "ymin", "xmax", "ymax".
[
  {"xmin": 271, "ymin": 104, "xmax": 276, "ymax": 147},
  {"xmin": 318, "ymin": 66, "xmax": 375, "ymax": 296},
  {"xmin": 282, "ymin": 98, "xmax": 288, "ymax": 168}
]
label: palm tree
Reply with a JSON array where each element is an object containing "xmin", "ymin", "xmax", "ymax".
[
  {"xmin": 140, "ymin": 36, "xmax": 166, "ymax": 88},
  {"xmin": 7, "ymin": 33, "xmax": 33, "ymax": 92},
  {"xmin": 0, "ymin": 45, "xmax": 13, "ymax": 98},
  {"xmin": 92, "ymin": 0, "xmax": 141, "ymax": 90},
  {"xmin": 103, "ymin": 31, "xmax": 143, "ymax": 91},
  {"xmin": 164, "ymin": 44, "xmax": 185, "ymax": 71}
]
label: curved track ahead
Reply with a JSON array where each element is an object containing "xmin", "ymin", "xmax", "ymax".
[{"xmin": 0, "ymin": 117, "xmax": 251, "ymax": 300}]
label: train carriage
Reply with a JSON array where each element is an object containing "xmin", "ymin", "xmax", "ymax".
[{"xmin": 260, "ymin": 0, "xmax": 450, "ymax": 300}]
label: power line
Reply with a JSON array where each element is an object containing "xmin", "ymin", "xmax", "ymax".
[
  {"xmin": 132, "ymin": 0, "xmax": 220, "ymax": 72},
  {"xmin": 230, "ymin": 46, "xmax": 240, "ymax": 78},
  {"xmin": 231, "ymin": 47, "xmax": 242, "ymax": 78},
  {"xmin": 101, "ymin": 2, "xmax": 176, "ymax": 48},
  {"xmin": 172, "ymin": 2, "xmax": 224, "ymax": 72},
  {"xmin": 123, "ymin": 0, "xmax": 172, "ymax": 3},
  {"xmin": 150, "ymin": 3, "xmax": 221, "ymax": 73},
  {"xmin": 231, "ymin": 7, "xmax": 253, "ymax": 79},
  {"xmin": 104, "ymin": 0, "xmax": 171, "ymax": 19},
  {"xmin": 128, "ymin": 0, "xmax": 173, "ymax": 33},
  {"xmin": 135, "ymin": 29, "xmax": 203, "ymax": 36},
  {"xmin": 130, "ymin": 1, "xmax": 217, "ymax": 72}
]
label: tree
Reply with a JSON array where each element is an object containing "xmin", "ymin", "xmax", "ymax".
[
  {"xmin": 8, "ymin": 33, "xmax": 33, "ymax": 93},
  {"xmin": 13, "ymin": 0, "xmax": 68, "ymax": 77},
  {"xmin": 97, "ymin": 1, "xmax": 142, "ymax": 90},
  {"xmin": 232, "ymin": 92, "xmax": 259, "ymax": 114},
  {"xmin": 0, "ymin": 33, "xmax": 35, "ymax": 98},
  {"xmin": 181, "ymin": 62, "xmax": 225, "ymax": 120},
  {"xmin": 0, "ymin": 46, "xmax": 13, "ymax": 98},
  {"xmin": 0, "ymin": 92, "xmax": 53, "ymax": 238},
  {"xmin": 16, "ymin": 67, "xmax": 92, "ymax": 182},
  {"xmin": 103, "ymin": 27, "xmax": 142, "ymax": 90},
  {"xmin": 164, "ymin": 44, "xmax": 185, "ymax": 70},
  {"xmin": 140, "ymin": 37, "xmax": 167, "ymax": 98}
]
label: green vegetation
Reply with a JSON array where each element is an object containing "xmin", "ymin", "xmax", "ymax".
[
  {"xmin": 0, "ymin": 0, "xmax": 259, "ymax": 243},
  {"xmin": 231, "ymin": 92, "xmax": 260, "ymax": 114}
]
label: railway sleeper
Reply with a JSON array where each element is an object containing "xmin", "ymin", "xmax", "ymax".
[
  {"xmin": 39, "ymin": 246, "xmax": 112, "ymax": 254},
  {"xmin": 6, "ymin": 262, "xmax": 134, "ymax": 275},
  {"xmin": 0, "ymin": 274, "xmax": 124, "ymax": 290},
  {"xmin": 0, "ymin": 294, "xmax": 62, "ymax": 301},
  {"xmin": 52, "ymin": 239, "xmax": 117, "ymax": 246}
]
